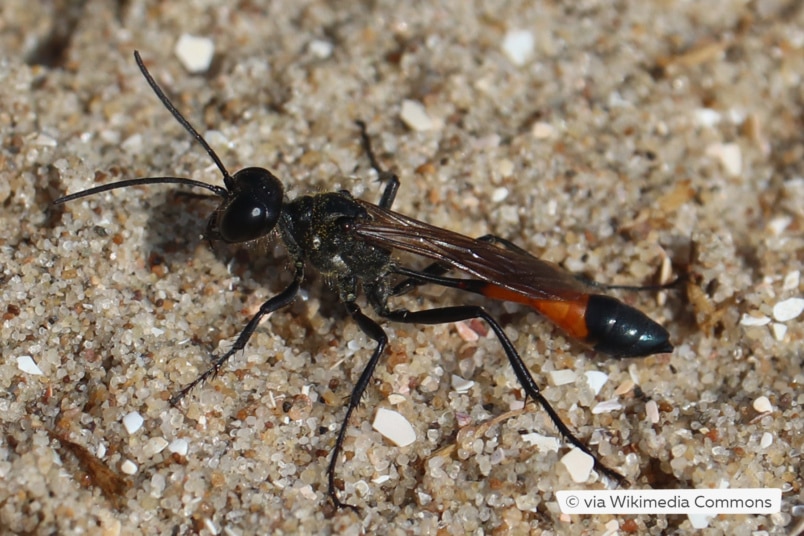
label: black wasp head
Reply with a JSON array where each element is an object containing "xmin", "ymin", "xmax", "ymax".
[
  {"xmin": 208, "ymin": 167, "xmax": 284, "ymax": 243},
  {"xmin": 53, "ymin": 52, "xmax": 288, "ymax": 248}
]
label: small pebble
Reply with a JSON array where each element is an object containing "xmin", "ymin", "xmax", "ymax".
[
  {"xmin": 143, "ymin": 437, "xmax": 169, "ymax": 457},
  {"xmin": 387, "ymin": 393, "xmax": 407, "ymax": 405},
  {"xmin": 121, "ymin": 134, "xmax": 143, "ymax": 155},
  {"xmin": 645, "ymin": 400, "xmax": 660, "ymax": 424},
  {"xmin": 122, "ymin": 411, "xmax": 144, "ymax": 434},
  {"xmin": 299, "ymin": 485, "xmax": 317, "ymax": 500},
  {"xmin": 705, "ymin": 143, "xmax": 742, "ymax": 177},
  {"xmin": 308, "ymin": 39, "xmax": 334, "ymax": 59},
  {"xmin": 372, "ymin": 408, "xmax": 416, "ymax": 447},
  {"xmin": 120, "ymin": 459, "xmax": 138, "ymax": 475},
  {"xmin": 771, "ymin": 323, "xmax": 787, "ymax": 341},
  {"xmin": 451, "ymin": 374, "xmax": 475, "ymax": 393},
  {"xmin": 560, "ymin": 448, "xmax": 594, "ymax": 482},
  {"xmin": 760, "ymin": 432, "xmax": 773, "ymax": 449},
  {"xmin": 693, "ymin": 108, "xmax": 722, "ymax": 128},
  {"xmin": 400, "ymin": 100, "xmax": 435, "ymax": 131},
  {"xmin": 33, "ymin": 133, "xmax": 58, "ymax": 147},
  {"xmin": 496, "ymin": 158, "xmax": 514, "ymax": 177},
  {"xmin": 531, "ymin": 121, "xmax": 555, "ymax": 139},
  {"xmin": 168, "ymin": 438, "xmax": 189, "ymax": 456},
  {"xmin": 752, "ymin": 396, "xmax": 773, "ymax": 414},
  {"xmin": 203, "ymin": 518, "xmax": 219, "ymax": 535},
  {"xmin": 768, "ymin": 216, "xmax": 792, "ymax": 236},
  {"xmin": 501, "ymin": 29, "xmax": 534, "ymax": 66},
  {"xmin": 455, "ymin": 320, "xmax": 479, "ymax": 341},
  {"xmin": 491, "ymin": 186, "xmax": 509, "ymax": 202},
  {"xmin": 455, "ymin": 411, "xmax": 472, "ymax": 427},
  {"xmin": 603, "ymin": 519, "xmax": 619, "ymax": 534},
  {"xmin": 372, "ymin": 475, "xmax": 391, "ymax": 485},
  {"xmin": 614, "ymin": 379, "xmax": 635, "ymax": 396},
  {"xmin": 174, "ymin": 34, "xmax": 215, "ymax": 73},
  {"xmin": 782, "ymin": 270, "xmax": 799, "ymax": 291}
]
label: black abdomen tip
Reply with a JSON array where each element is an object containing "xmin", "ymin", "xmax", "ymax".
[{"xmin": 586, "ymin": 294, "xmax": 673, "ymax": 358}]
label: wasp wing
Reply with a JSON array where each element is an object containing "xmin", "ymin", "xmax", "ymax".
[{"xmin": 354, "ymin": 201, "xmax": 593, "ymax": 302}]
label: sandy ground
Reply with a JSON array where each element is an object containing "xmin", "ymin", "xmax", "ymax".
[{"xmin": 1, "ymin": 1, "xmax": 802, "ymax": 534}]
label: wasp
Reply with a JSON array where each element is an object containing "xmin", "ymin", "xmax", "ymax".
[{"xmin": 55, "ymin": 51, "xmax": 673, "ymax": 509}]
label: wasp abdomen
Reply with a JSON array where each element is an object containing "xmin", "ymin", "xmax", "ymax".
[{"xmin": 585, "ymin": 294, "xmax": 673, "ymax": 357}]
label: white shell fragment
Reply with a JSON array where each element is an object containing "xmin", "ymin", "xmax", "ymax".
[
  {"xmin": 560, "ymin": 448, "xmax": 594, "ymax": 483},
  {"xmin": 501, "ymin": 29, "xmax": 534, "ymax": 66},
  {"xmin": 372, "ymin": 408, "xmax": 416, "ymax": 447},
  {"xmin": 372, "ymin": 474, "xmax": 391, "ymax": 485},
  {"xmin": 548, "ymin": 369, "xmax": 577, "ymax": 386},
  {"xmin": 451, "ymin": 374, "xmax": 475, "ymax": 393},
  {"xmin": 16, "ymin": 355, "xmax": 43, "ymax": 376},
  {"xmin": 771, "ymin": 323, "xmax": 788, "ymax": 341},
  {"xmin": 768, "ymin": 216, "xmax": 792, "ymax": 236},
  {"xmin": 584, "ymin": 371, "xmax": 609, "ymax": 395},
  {"xmin": 122, "ymin": 411, "xmax": 144, "ymax": 434},
  {"xmin": 760, "ymin": 432, "xmax": 773, "ymax": 449},
  {"xmin": 782, "ymin": 271, "xmax": 800, "ymax": 291},
  {"xmin": 531, "ymin": 121, "xmax": 555, "ymax": 139},
  {"xmin": 400, "ymin": 100, "xmax": 436, "ymax": 131},
  {"xmin": 387, "ymin": 393, "xmax": 407, "ymax": 405},
  {"xmin": 143, "ymin": 437, "xmax": 169, "ymax": 457},
  {"xmin": 705, "ymin": 143, "xmax": 742, "ymax": 177},
  {"xmin": 592, "ymin": 398, "xmax": 623, "ymax": 414},
  {"xmin": 120, "ymin": 459, "xmax": 138, "ymax": 475},
  {"xmin": 693, "ymin": 108, "xmax": 722, "ymax": 127},
  {"xmin": 174, "ymin": 34, "xmax": 215, "ymax": 73},
  {"xmin": 203, "ymin": 518, "xmax": 219, "ymax": 535},
  {"xmin": 645, "ymin": 400, "xmax": 660, "ymax": 424},
  {"xmin": 33, "ymin": 133, "xmax": 58, "ymax": 147},
  {"xmin": 752, "ymin": 395, "xmax": 773, "ymax": 414},
  {"xmin": 614, "ymin": 379, "xmax": 635, "ymax": 396},
  {"xmin": 521, "ymin": 432, "xmax": 560, "ymax": 452},
  {"xmin": 688, "ymin": 514, "xmax": 714, "ymax": 529},
  {"xmin": 308, "ymin": 39, "xmax": 334, "ymax": 59},
  {"xmin": 740, "ymin": 313, "xmax": 771, "ymax": 327},
  {"xmin": 168, "ymin": 438, "xmax": 189, "ymax": 456},
  {"xmin": 491, "ymin": 186, "xmax": 509, "ymax": 203},
  {"xmin": 772, "ymin": 297, "xmax": 804, "ymax": 322}
]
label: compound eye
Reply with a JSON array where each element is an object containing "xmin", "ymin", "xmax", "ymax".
[
  {"xmin": 218, "ymin": 194, "xmax": 279, "ymax": 243},
  {"xmin": 216, "ymin": 167, "xmax": 284, "ymax": 243}
]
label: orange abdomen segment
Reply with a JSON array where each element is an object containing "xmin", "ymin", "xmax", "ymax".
[
  {"xmin": 527, "ymin": 296, "xmax": 591, "ymax": 341},
  {"xmin": 476, "ymin": 284, "xmax": 591, "ymax": 342}
]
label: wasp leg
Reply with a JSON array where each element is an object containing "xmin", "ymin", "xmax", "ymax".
[
  {"xmin": 379, "ymin": 304, "xmax": 627, "ymax": 485},
  {"xmin": 327, "ymin": 300, "xmax": 389, "ymax": 511},
  {"xmin": 169, "ymin": 266, "xmax": 303, "ymax": 406},
  {"xmin": 355, "ymin": 120, "xmax": 399, "ymax": 210}
]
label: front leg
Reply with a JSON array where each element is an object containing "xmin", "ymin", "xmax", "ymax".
[
  {"xmin": 169, "ymin": 264, "xmax": 304, "ymax": 405},
  {"xmin": 327, "ymin": 301, "xmax": 389, "ymax": 510}
]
